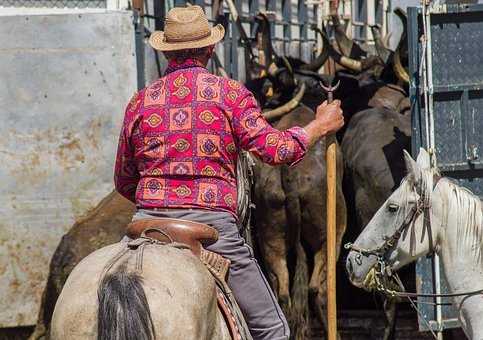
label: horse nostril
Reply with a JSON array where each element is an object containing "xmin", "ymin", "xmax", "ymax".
[{"xmin": 355, "ymin": 253, "xmax": 363, "ymax": 266}]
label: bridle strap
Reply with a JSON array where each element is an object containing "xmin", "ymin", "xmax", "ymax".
[{"xmin": 346, "ymin": 173, "xmax": 483, "ymax": 299}]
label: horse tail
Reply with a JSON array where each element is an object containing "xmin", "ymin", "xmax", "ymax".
[{"xmin": 97, "ymin": 265, "xmax": 155, "ymax": 340}]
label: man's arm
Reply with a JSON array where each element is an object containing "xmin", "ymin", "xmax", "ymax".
[
  {"xmin": 228, "ymin": 84, "xmax": 344, "ymax": 166},
  {"xmin": 114, "ymin": 92, "xmax": 142, "ymax": 203}
]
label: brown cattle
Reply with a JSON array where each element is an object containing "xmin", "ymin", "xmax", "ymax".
[
  {"xmin": 253, "ymin": 106, "xmax": 347, "ymax": 340},
  {"xmin": 29, "ymin": 191, "xmax": 134, "ymax": 340}
]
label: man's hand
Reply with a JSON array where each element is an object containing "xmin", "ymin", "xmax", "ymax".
[
  {"xmin": 304, "ymin": 100, "xmax": 344, "ymax": 147},
  {"xmin": 315, "ymin": 100, "xmax": 344, "ymax": 135}
]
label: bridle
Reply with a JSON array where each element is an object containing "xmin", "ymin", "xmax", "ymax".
[
  {"xmin": 345, "ymin": 173, "xmax": 483, "ymax": 338},
  {"xmin": 345, "ymin": 173, "xmax": 441, "ymax": 275}
]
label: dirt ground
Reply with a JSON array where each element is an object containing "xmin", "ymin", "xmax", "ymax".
[{"xmin": 1, "ymin": 317, "xmax": 465, "ymax": 340}]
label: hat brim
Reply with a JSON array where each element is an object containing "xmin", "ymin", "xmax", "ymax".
[{"xmin": 149, "ymin": 24, "xmax": 225, "ymax": 52}]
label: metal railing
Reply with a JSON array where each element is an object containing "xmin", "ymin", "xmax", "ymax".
[{"xmin": 0, "ymin": 0, "xmax": 106, "ymax": 7}]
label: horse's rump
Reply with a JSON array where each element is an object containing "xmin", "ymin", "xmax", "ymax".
[{"xmin": 51, "ymin": 241, "xmax": 229, "ymax": 340}]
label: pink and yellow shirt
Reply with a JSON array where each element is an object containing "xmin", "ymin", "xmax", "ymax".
[{"xmin": 114, "ymin": 59, "xmax": 309, "ymax": 217}]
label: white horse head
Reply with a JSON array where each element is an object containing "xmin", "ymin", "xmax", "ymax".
[
  {"xmin": 346, "ymin": 148, "xmax": 441, "ymax": 286},
  {"xmin": 346, "ymin": 148, "xmax": 483, "ymax": 338}
]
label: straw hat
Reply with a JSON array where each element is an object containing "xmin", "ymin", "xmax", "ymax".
[{"xmin": 149, "ymin": 5, "xmax": 225, "ymax": 51}]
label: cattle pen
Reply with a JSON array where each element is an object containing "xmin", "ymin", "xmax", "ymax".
[{"xmin": 0, "ymin": 0, "xmax": 481, "ymax": 339}]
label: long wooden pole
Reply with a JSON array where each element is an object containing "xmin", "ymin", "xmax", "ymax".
[
  {"xmin": 324, "ymin": 57, "xmax": 339, "ymax": 340},
  {"xmin": 326, "ymin": 131, "xmax": 338, "ymax": 340}
]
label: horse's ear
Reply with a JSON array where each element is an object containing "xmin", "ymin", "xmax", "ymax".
[
  {"xmin": 416, "ymin": 147, "xmax": 431, "ymax": 170},
  {"xmin": 403, "ymin": 150, "xmax": 421, "ymax": 184}
]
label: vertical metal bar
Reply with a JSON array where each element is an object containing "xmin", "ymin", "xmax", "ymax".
[
  {"xmin": 461, "ymin": 90, "xmax": 470, "ymax": 165},
  {"xmin": 299, "ymin": 0, "xmax": 307, "ymax": 38},
  {"xmin": 423, "ymin": 6, "xmax": 441, "ymax": 338},
  {"xmin": 231, "ymin": 0, "xmax": 240, "ymax": 80},
  {"xmin": 224, "ymin": 12, "xmax": 232, "ymax": 77},
  {"xmin": 153, "ymin": 0, "xmax": 165, "ymax": 30},
  {"xmin": 367, "ymin": 0, "xmax": 375, "ymax": 41},
  {"xmin": 134, "ymin": 10, "xmax": 145, "ymax": 90},
  {"xmin": 425, "ymin": 9, "xmax": 436, "ymax": 166},
  {"xmin": 408, "ymin": 7, "xmax": 422, "ymax": 154},
  {"xmin": 298, "ymin": 0, "xmax": 307, "ymax": 59},
  {"xmin": 282, "ymin": 0, "xmax": 291, "ymax": 55},
  {"xmin": 432, "ymin": 254, "xmax": 444, "ymax": 340},
  {"xmin": 249, "ymin": 0, "xmax": 260, "ymax": 36},
  {"xmin": 314, "ymin": 3, "xmax": 320, "ymax": 59},
  {"xmin": 267, "ymin": 0, "xmax": 276, "ymax": 38}
]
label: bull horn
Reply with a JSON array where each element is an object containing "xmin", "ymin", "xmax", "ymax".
[
  {"xmin": 302, "ymin": 25, "xmax": 330, "ymax": 71},
  {"xmin": 394, "ymin": 7, "xmax": 408, "ymax": 28},
  {"xmin": 392, "ymin": 7, "xmax": 409, "ymax": 84},
  {"xmin": 311, "ymin": 24, "xmax": 381, "ymax": 73},
  {"xmin": 332, "ymin": 15, "xmax": 366, "ymax": 58},
  {"xmin": 382, "ymin": 32, "xmax": 392, "ymax": 50},
  {"xmin": 310, "ymin": 24, "xmax": 365, "ymax": 72},
  {"xmin": 393, "ymin": 45, "xmax": 409, "ymax": 84},
  {"xmin": 370, "ymin": 25, "xmax": 392, "ymax": 63},
  {"xmin": 255, "ymin": 12, "xmax": 278, "ymax": 70},
  {"xmin": 262, "ymin": 82, "xmax": 306, "ymax": 121},
  {"xmin": 332, "ymin": 15, "xmax": 353, "ymax": 57}
]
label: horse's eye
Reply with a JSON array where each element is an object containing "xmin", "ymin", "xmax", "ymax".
[{"xmin": 387, "ymin": 203, "xmax": 399, "ymax": 213}]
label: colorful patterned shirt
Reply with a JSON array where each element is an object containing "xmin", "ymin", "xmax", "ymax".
[{"xmin": 114, "ymin": 59, "xmax": 309, "ymax": 217}]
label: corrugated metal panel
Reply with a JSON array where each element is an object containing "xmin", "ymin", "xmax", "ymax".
[
  {"xmin": 409, "ymin": 4, "xmax": 483, "ymax": 332},
  {"xmin": 0, "ymin": 11, "xmax": 137, "ymax": 327}
]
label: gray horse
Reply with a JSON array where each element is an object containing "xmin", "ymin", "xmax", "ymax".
[
  {"xmin": 346, "ymin": 148, "xmax": 483, "ymax": 339},
  {"xmin": 50, "ymin": 240, "xmax": 234, "ymax": 340}
]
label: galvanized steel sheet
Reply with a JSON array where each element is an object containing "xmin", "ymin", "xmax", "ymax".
[{"xmin": 0, "ymin": 11, "xmax": 137, "ymax": 327}]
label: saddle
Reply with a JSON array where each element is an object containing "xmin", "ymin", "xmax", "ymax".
[
  {"xmin": 126, "ymin": 218, "xmax": 219, "ymax": 256},
  {"xmin": 125, "ymin": 218, "xmax": 252, "ymax": 340}
]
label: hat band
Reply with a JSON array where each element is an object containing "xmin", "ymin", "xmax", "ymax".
[{"xmin": 164, "ymin": 29, "xmax": 212, "ymax": 43}]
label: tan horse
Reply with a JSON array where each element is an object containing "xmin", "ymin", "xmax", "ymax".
[{"xmin": 50, "ymin": 237, "xmax": 235, "ymax": 340}]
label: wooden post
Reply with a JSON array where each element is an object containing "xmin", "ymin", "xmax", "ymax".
[
  {"xmin": 326, "ymin": 132, "xmax": 338, "ymax": 340},
  {"xmin": 323, "ymin": 57, "xmax": 338, "ymax": 340}
]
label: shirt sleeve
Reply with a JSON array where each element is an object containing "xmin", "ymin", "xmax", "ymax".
[
  {"xmin": 114, "ymin": 92, "xmax": 142, "ymax": 203},
  {"xmin": 229, "ymin": 85, "xmax": 309, "ymax": 166}
]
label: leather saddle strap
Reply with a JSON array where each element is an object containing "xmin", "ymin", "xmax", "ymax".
[
  {"xmin": 207, "ymin": 266, "xmax": 253, "ymax": 340},
  {"xmin": 217, "ymin": 289, "xmax": 242, "ymax": 340}
]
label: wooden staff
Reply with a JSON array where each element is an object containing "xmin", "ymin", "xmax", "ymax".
[{"xmin": 320, "ymin": 78, "xmax": 340, "ymax": 340}]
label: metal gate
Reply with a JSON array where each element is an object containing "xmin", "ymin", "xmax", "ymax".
[
  {"xmin": 141, "ymin": 0, "xmax": 321, "ymax": 84},
  {"xmin": 408, "ymin": 3, "xmax": 483, "ymax": 333},
  {"xmin": 140, "ymin": 0, "xmax": 390, "ymax": 84}
]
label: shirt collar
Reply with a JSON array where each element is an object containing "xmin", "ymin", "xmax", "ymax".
[{"xmin": 165, "ymin": 58, "xmax": 207, "ymax": 75}]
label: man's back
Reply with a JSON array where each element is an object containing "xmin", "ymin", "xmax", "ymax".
[{"xmin": 115, "ymin": 59, "xmax": 309, "ymax": 216}]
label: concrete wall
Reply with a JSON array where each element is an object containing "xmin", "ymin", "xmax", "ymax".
[{"xmin": 0, "ymin": 11, "xmax": 137, "ymax": 327}]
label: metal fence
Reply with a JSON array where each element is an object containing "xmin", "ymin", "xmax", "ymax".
[
  {"xmin": 162, "ymin": 0, "xmax": 322, "ymax": 82},
  {"xmin": 141, "ymin": 0, "xmax": 389, "ymax": 82},
  {"xmin": 0, "ymin": 0, "xmax": 105, "ymax": 7}
]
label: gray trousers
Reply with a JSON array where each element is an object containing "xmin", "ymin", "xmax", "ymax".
[{"xmin": 133, "ymin": 209, "xmax": 290, "ymax": 340}]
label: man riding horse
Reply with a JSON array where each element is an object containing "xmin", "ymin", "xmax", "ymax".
[{"xmin": 114, "ymin": 6, "xmax": 344, "ymax": 339}]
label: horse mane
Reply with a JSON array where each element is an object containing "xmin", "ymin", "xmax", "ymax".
[
  {"xmin": 400, "ymin": 166, "xmax": 482, "ymax": 262},
  {"xmin": 440, "ymin": 179, "xmax": 483, "ymax": 263}
]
